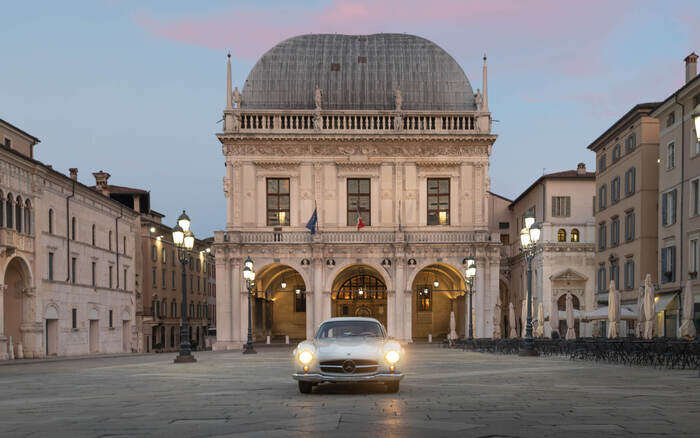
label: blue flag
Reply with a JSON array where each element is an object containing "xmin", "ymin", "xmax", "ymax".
[{"xmin": 306, "ymin": 208, "xmax": 318, "ymax": 235}]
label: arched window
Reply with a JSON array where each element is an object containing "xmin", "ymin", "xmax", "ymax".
[
  {"xmin": 170, "ymin": 326, "xmax": 175, "ymax": 348},
  {"xmin": 123, "ymin": 236, "xmax": 126, "ymax": 254},
  {"xmin": 71, "ymin": 217, "xmax": 76, "ymax": 240},
  {"xmin": 91, "ymin": 224, "xmax": 96, "ymax": 245},
  {"xmin": 6, "ymin": 194, "xmax": 14, "ymax": 229},
  {"xmin": 571, "ymin": 228, "xmax": 580, "ymax": 242},
  {"xmin": 24, "ymin": 199, "xmax": 31, "ymax": 234},
  {"xmin": 0, "ymin": 190, "xmax": 4, "ymax": 228},
  {"xmin": 109, "ymin": 230, "xmax": 113, "ymax": 251},
  {"xmin": 557, "ymin": 228, "xmax": 566, "ymax": 242},
  {"xmin": 151, "ymin": 245, "xmax": 157, "ymax": 261},
  {"xmin": 334, "ymin": 274, "xmax": 386, "ymax": 300},
  {"xmin": 161, "ymin": 298, "xmax": 167, "ymax": 317},
  {"xmin": 15, "ymin": 196, "xmax": 22, "ymax": 233},
  {"xmin": 171, "ymin": 300, "xmax": 177, "ymax": 318},
  {"xmin": 48, "ymin": 208, "xmax": 54, "ymax": 234},
  {"xmin": 190, "ymin": 303, "xmax": 194, "ymax": 317},
  {"xmin": 557, "ymin": 294, "xmax": 581, "ymax": 311}
]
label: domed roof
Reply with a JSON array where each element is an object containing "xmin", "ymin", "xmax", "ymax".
[{"xmin": 241, "ymin": 33, "xmax": 476, "ymax": 111}]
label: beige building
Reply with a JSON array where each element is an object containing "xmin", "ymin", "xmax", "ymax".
[
  {"xmin": 499, "ymin": 164, "xmax": 596, "ymax": 337},
  {"xmin": 214, "ymin": 34, "xmax": 501, "ymax": 347},
  {"xmin": 588, "ymin": 103, "xmax": 660, "ymax": 316},
  {"xmin": 1, "ymin": 119, "xmax": 140, "ymax": 359},
  {"xmin": 651, "ymin": 52, "xmax": 700, "ymax": 336}
]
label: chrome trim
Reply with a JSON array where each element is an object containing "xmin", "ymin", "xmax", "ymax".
[{"xmin": 293, "ymin": 372, "xmax": 404, "ymax": 383}]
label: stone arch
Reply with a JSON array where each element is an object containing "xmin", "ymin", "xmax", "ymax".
[
  {"xmin": 45, "ymin": 303, "xmax": 59, "ymax": 320},
  {"xmin": 405, "ymin": 259, "xmax": 465, "ymax": 291},
  {"xmin": 326, "ymin": 260, "xmax": 394, "ymax": 294},
  {"xmin": 2, "ymin": 255, "xmax": 33, "ymax": 356},
  {"xmin": 409, "ymin": 262, "xmax": 466, "ymax": 341},
  {"xmin": 5, "ymin": 192, "xmax": 14, "ymax": 229},
  {"xmin": 330, "ymin": 263, "xmax": 389, "ymax": 328},
  {"xmin": 253, "ymin": 263, "xmax": 308, "ymax": 342}
]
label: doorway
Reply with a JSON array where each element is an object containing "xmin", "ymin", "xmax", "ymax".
[
  {"xmin": 89, "ymin": 319, "xmax": 99, "ymax": 353},
  {"xmin": 46, "ymin": 319, "xmax": 58, "ymax": 356},
  {"xmin": 122, "ymin": 321, "xmax": 130, "ymax": 352}
]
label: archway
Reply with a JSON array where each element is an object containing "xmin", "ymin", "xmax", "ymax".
[
  {"xmin": 499, "ymin": 280, "xmax": 509, "ymax": 338},
  {"xmin": 3, "ymin": 257, "xmax": 31, "ymax": 357},
  {"xmin": 410, "ymin": 263, "xmax": 466, "ymax": 341},
  {"xmin": 254, "ymin": 264, "xmax": 307, "ymax": 342},
  {"xmin": 331, "ymin": 265, "xmax": 388, "ymax": 328}
]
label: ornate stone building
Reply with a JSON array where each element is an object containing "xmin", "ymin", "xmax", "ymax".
[{"xmin": 213, "ymin": 33, "xmax": 500, "ymax": 347}]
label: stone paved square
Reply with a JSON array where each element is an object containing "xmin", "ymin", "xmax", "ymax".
[{"xmin": 0, "ymin": 345, "xmax": 699, "ymax": 437}]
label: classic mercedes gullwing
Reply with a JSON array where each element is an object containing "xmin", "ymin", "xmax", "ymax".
[{"xmin": 292, "ymin": 317, "xmax": 404, "ymax": 394}]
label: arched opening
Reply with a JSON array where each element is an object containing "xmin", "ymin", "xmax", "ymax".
[
  {"xmin": 254, "ymin": 264, "xmax": 307, "ymax": 342},
  {"xmin": 0, "ymin": 189, "xmax": 4, "ymax": 228},
  {"xmin": 3, "ymin": 257, "xmax": 29, "ymax": 356},
  {"xmin": 48, "ymin": 208, "xmax": 53, "ymax": 234},
  {"xmin": 571, "ymin": 228, "xmax": 579, "ymax": 242},
  {"xmin": 410, "ymin": 263, "xmax": 465, "ymax": 341},
  {"xmin": 6, "ymin": 193, "xmax": 14, "ymax": 229},
  {"xmin": 331, "ymin": 265, "xmax": 388, "ymax": 328},
  {"xmin": 24, "ymin": 199, "xmax": 31, "ymax": 235},
  {"xmin": 557, "ymin": 228, "xmax": 566, "ymax": 242},
  {"xmin": 15, "ymin": 196, "xmax": 22, "ymax": 233}
]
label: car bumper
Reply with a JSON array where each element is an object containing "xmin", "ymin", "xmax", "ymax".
[{"xmin": 293, "ymin": 372, "xmax": 404, "ymax": 383}]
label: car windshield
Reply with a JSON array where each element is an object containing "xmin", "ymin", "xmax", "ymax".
[{"xmin": 316, "ymin": 320, "xmax": 385, "ymax": 339}]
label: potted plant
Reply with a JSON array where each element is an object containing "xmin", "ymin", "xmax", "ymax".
[{"xmin": 689, "ymin": 271, "xmax": 698, "ymax": 279}]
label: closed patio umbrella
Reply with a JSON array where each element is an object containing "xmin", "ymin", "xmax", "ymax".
[
  {"xmin": 550, "ymin": 294, "xmax": 560, "ymax": 337},
  {"xmin": 680, "ymin": 280, "xmax": 697, "ymax": 339},
  {"xmin": 608, "ymin": 280, "xmax": 620, "ymax": 338},
  {"xmin": 508, "ymin": 302, "xmax": 517, "ymax": 338},
  {"xmin": 521, "ymin": 299, "xmax": 528, "ymax": 338},
  {"xmin": 449, "ymin": 309, "xmax": 458, "ymax": 341},
  {"xmin": 565, "ymin": 293, "xmax": 576, "ymax": 340},
  {"xmin": 636, "ymin": 285, "xmax": 644, "ymax": 338},
  {"xmin": 493, "ymin": 296, "xmax": 502, "ymax": 339},
  {"xmin": 535, "ymin": 302, "xmax": 545, "ymax": 338},
  {"xmin": 643, "ymin": 274, "xmax": 655, "ymax": 339}
]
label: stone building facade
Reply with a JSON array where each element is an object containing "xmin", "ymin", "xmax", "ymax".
[
  {"xmin": 213, "ymin": 34, "xmax": 500, "ymax": 347},
  {"xmin": 0, "ymin": 119, "xmax": 139, "ymax": 359}
]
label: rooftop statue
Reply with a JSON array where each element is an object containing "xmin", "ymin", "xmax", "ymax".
[
  {"xmin": 314, "ymin": 85, "xmax": 323, "ymax": 110},
  {"xmin": 394, "ymin": 88, "xmax": 403, "ymax": 111},
  {"xmin": 232, "ymin": 86, "xmax": 242, "ymax": 108}
]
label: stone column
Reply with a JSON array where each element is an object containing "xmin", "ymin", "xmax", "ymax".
[
  {"xmin": 231, "ymin": 258, "xmax": 242, "ymax": 345},
  {"xmin": 305, "ymin": 290, "xmax": 314, "ymax": 340},
  {"xmin": 403, "ymin": 289, "xmax": 413, "ymax": 342},
  {"xmin": 213, "ymin": 252, "xmax": 231, "ymax": 350},
  {"xmin": 0, "ymin": 284, "xmax": 7, "ymax": 360},
  {"xmin": 312, "ymin": 257, "xmax": 324, "ymax": 330}
]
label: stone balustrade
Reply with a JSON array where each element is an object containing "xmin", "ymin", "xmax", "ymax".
[
  {"xmin": 0, "ymin": 228, "xmax": 34, "ymax": 253},
  {"xmin": 224, "ymin": 109, "xmax": 485, "ymax": 135},
  {"xmin": 216, "ymin": 229, "xmax": 493, "ymax": 245}
]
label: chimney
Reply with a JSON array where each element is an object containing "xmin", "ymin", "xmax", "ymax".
[
  {"xmin": 92, "ymin": 170, "xmax": 111, "ymax": 193},
  {"xmin": 69, "ymin": 168, "xmax": 78, "ymax": 180},
  {"xmin": 577, "ymin": 162, "xmax": 586, "ymax": 175},
  {"xmin": 686, "ymin": 52, "xmax": 698, "ymax": 84}
]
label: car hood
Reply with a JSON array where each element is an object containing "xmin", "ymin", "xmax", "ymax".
[{"xmin": 314, "ymin": 337, "xmax": 384, "ymax": 360}]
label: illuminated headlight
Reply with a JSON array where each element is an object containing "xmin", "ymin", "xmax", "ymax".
[
  {"xmin": 298, "ymin": 350, "xmax": 313, "ymax": 365},
  {"xmin": 385, "ymin": 350, "xmax": 400, "ymax": 364}
]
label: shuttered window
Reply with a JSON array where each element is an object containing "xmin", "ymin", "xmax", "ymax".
[{"xmin": 551, "ymin": 196, "xmax": 571, "ymax": 217}]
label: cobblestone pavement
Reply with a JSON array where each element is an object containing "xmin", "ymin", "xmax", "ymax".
[{"xmin": 0, "ymin": 345, "xmax": 699, "ymax": 437}]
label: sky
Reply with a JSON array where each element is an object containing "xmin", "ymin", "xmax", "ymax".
[{"xmin": 1, "ymin": 0, "xmax": 698, "ymax": 236}]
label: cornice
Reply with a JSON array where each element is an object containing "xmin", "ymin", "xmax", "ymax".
[{"xmin": 217, "ymin": 133, "xmax": 498, "ymax": 143}]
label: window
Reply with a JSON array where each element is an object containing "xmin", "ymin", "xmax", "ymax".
[
  {"xmin": 48, "ymin": 208, "xmax": 54, "ymax": 233},
  {"xmin": 172, "ymin": 250, "xmax": 175, "ymax": 266},
  {"xmin": 661, "ymin": 246, "xmax": 676, "ymax": 283},
  {"xmin": 266, "ymin": 178, "xmax": 290, "ymax": 226},
  {"xmin": 347, "ymin": 178, "xmax": 371, "ymax": 227},
  {"xmin": 598, "ymin": 185, "xmax": 607, "ymax": 210},
  {"xmin": 71, "ymin": 217, "xmax": 76, "ymax": 240},
  {"xmin": 162, "ymin": 268, "xmax": 166, "ymax": 289},
  {"xmin": 598, "ymin": 154, "xmax": 607, "ymax": 172},
  {"xmin": 72, "ymin": 308, "xmax": 77, "ymax": 329},
  {"xmin": 557, "ymin": 229, "xmax": 566, "ymax": 242},
  {"xmin": 570, "ymin": 229, "xmax": 579, "ymax": 242},
  {"xmin": 612, "ymin": 143, "xmax": 621, "ymax": 162},
  {"xmin": 0, "ymin": 192, "xmax": 3, "ymax": 228},
  {"xmin": 123, "ymin": 269, "xmax": 127, "ymax": 291},
  {"xmin": 625, "ymin": 133, "xmax": 636, "ymax": 153},
  {"xmin": 4, "ymin": 137, "xmax": 11, "ymax": 148},
  {"xmin": 162, "ymin": 247, "xmax": 166, "ymax": 264},
  {"xmin": 598, "ymin": 222, "xmax": 606, "ymax": 251},
  {"xmin": 417, "ymin": 288, "xmax": 432, "ymax": 311},
  {"xmin": 48, "ymin": 252, "xmax": 54, "ymax": 281},
  {"xmin": 500, "ymin": 234, "xmax": 509, "ymax": 245},
  {"xmin": 171, "ymin": 300, "xmax": 177, "ymax": 318},
  {"xmin": 610, "ymin": 177, "xmax": 620, "ymax": 204},
  {"xmin": 662, "ymin": 189, "xmax": 677, "ymax": 226},
  {"xmin": 624, "ymin": 167, "xmax": 636, "ymax": 196},
  {"xmin": 690, "ymin": 238, "xmax": 699, "ymax": 278},
  {"xmin": 624, "ymin": 259, "xmax": 635, "ymax": 290},
  {"xmin": 5, "ymin": 194, "xmax": 12, "ymax": 229},
  {"xmin": 692, "ymin": 179, "xmax": 700, "ymax": 217},
  {"xmin": 611, "ymin": 217, "xmax": 620, "ymax": 247},
  {"xmin": 71, "ymin": 257, "xmax": 76, "ymax": 284},
  {"xmin": 15, "ymin": 197, "xmax": 22, "ymax": 233},
  {"xmin": 625, "ymin": 211, "xmax": 635, "ymax": 241},
  {"xmin": 162, "ymin": 299, "xmax": 167, "ymax": 318},
  {"xmin": 171, "ymin": 271, "xmax": 176, "ymax": 289},
  {"xmin": 91, "ymin": 262, "xmax": 96, "ymax": 287},
  {"xmin": 551, "ymin": 196, "xmax": 571, "ymax": 217},
  {"xmin": 109, "ymin": 310, "xmax": 113, "ymax": 328},
  {"xmin": 109, "ymin": 231, "xmax": 112, "ymax": 251},
  {"xmin": 152, "ymin": 268, "xmax": 157, "ymax": 286},
  {"xmin": 597, "ymin": 265, "xmax": 607, "ymax": 293},
  {"xmin": 611, "ymin": 262, "xmax": 620, "ymax": 291},
  {"xmin": 667, "ymin": 142, "xmax": 675, "ymax": 169},
  {"xmin": 427, "ymin": 178, "xmax": 450, "ymax": 225},
  {"xmin": 123, "ymin": 236, "xmax": 126, "ymax": 254},
  {"xmin": 23, "ymin": 200, "xmax": 31, "ymax": 235},
  {"xmin": 109, "ymin": 266, "xmax": 113, "ymax": 288},
  {"xmin": 151, "ymin": 245, "xmax": 157, "ymax": 261},
  {"xmin": 499, "ymin": 222, "xmax": 509, "ymax": 229},
  {"xmin": 666, "ymin": 111, "xmax": 675, "ymax": 127},
  {"xmin": 91, "ymin": 224, "xmax": 96, "ymax": 245}
]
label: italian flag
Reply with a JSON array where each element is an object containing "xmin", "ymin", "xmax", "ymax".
[{"xmin": 356, "ymin": 214, "xmax": 365, "ymax": 230}]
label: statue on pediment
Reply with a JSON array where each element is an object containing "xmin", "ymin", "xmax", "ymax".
[
  {"xmin": 475, "ymin": 88, "xmax": 483, "ymax": 112},
  {"xmin": 394, "ymin": 88, "xmax": 403, "ymax": 111},
  {"xmin": 314, "ymin": 85, "xmax": 323, "ymax": 110},
  {"xmin": 232, "ymin": 86, "xmax": 242, "ymax": 108}
]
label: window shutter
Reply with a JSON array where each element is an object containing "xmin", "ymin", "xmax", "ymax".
[
  {"xmin": 662, "ymin": 193, "xmax": 668, "ymax": 225},
  {"xmin": 661, "ymin": 248, "xmax": 667, "ymax": 280},
  {"xmin": 565, "ymin": 197, "xmax": 570, "ymax": 217},
  {"xmin": 631, "ymin": 167, "xmax": 636, "ymax": 193},
  {"xmin": 672, "ymin": 190, "xmax": 677, "ymax": 224},
  {"xmin": 671, "ymin": 246, "xmax": 676, "ymax": 282}
]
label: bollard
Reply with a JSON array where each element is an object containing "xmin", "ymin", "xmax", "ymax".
[
  {"xmin": 428, "ymin": 334, "xmax": 432, "ymax": 343},
  {"xmin": 16, "ymin": 342, "xmax": 23, "ymax": 359},
  {"xmin": 285, "ymin": 335, "xmax": 290, "ymax": 344},
  {"xmin": 266, "ymin": 335, "xmax": 270, "ymax": 345}
]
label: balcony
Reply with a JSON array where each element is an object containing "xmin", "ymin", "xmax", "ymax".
[
  {"xmin": 0, "ymin": 228, "xmax": 34, "ymax": 253},
  {"xmin": 218, "ymin": 230, "xmax": 492, "ymax": 245}
]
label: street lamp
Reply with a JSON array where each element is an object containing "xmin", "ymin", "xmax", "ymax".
[
  {"xmin": 173, "ymin": 211, "xmax": 196, "ymax": 363},
  {"xmin": 242, "ymin": 256, "xmax": 257, "ymax": 354},
  {"xmin": 519, "ymin": 211, "xmax": 541, "ymax": 356},
  {"xmin": 692, "ymin": 104, "xmax": 700, "ymax": 142},
  {"xmin": 465, "ymin": 254, "xmax": 476, "ymax": 340}
]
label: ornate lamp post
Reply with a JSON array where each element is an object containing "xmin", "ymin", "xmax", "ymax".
[
  {"xmin": 692, "ymin": 104, "xmax": 700, "ymax": 143},
  {"xmin": 518, "ymin": 211, "xmax": 541, "ymax": 356},
  {"xmin": 465, "ymin": 255, "xmax": 476, "ymax": 339},
  {"xmin": 242, "ymin": 256, "xmax": 257, "ymax": 354},
  {"xmin": 173, "ymin": 210, "xmax": 196, "ymax": 363}
]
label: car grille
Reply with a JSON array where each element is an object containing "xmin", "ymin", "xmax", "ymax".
[{"xmin": 320, "ymin": 359, "xmax": 378, "ymax": 374}]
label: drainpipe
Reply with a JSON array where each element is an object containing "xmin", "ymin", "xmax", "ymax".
[
  {"xmin": 66, "ymin": 181, "xmax": 75, "ymax": 282},
  {"xmin": 675, "ymin": 96, "xmax": 685, "ymax": 328},
  {"xmin": 116, "ymin": 207, "xmax": 123, "ymax": 289}
]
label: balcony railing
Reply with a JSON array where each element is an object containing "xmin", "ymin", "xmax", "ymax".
[
  {"xmin": 220, "ymin": 230, "xmax": 492, "ymax": 245},
  {"xmin": 0, "ymin": 228, "xmax": 34, "ymax": 253},
  {"xmin": 224, "ymin": 109, "xmax": 487, "ymax": 135}
]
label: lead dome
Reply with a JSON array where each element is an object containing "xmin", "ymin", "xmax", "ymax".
[{"xmin": 241, "ymin": 33, "xmax": 476, "ymax": 111}]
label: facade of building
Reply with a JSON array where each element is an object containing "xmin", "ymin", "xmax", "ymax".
[
  {"xmin": 93, "ymin": 173, "xmax": 216, "ymax": 353},
  {"xmin": 499, "ymin": 164, "xmax": 596, "ymax": 338},
  {"xmin": 214, "ymin": 34, "xmax": 501, "ymax": 347},
  {"xmin": 588, "ymin": 103, "xmax": 660, "ymax": 313},
  {"xmin": 651, "ymin": 52, "xmax": 700, "ymax": 336},
  {"xmin": 1, "ymin": 119, "xmax": 140, "ymax": 359}
]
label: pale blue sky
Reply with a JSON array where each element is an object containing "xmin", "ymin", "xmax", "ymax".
[{"xmin": 2, "ymin": 1, "xmax": 697, "ymax": 235}]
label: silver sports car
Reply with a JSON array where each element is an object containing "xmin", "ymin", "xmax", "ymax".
[{"xmin": 292, "ymin": 317, "xmax": 404, "ymax": 394}]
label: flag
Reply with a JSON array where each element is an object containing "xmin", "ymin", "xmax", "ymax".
[
  {"xmin": 355, "ymin": 201, "xmax": 365, "ymax": 230},
  {"xmin": 306, "ymin": 208, "xmax": 318, "ymax": 235}
]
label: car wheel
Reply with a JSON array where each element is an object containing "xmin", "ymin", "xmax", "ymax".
[
  {"xmin": 386, "ymin": 381, "xmax": 400, "ymax": 393},
  {"xmin": 298, "ymin": 381, "xmax": 313, "ymax": 394}
]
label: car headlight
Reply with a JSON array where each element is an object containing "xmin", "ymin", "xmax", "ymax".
[
  {"xmin": 298, "ymin": 350, "xmax": 313, "ymax": 365},
  {"xmin": 385, "ymin": 350, "xmax": 400, "ymax": 364}
]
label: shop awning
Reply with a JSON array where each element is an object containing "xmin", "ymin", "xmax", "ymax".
[{"xmin": 655, "ymin": 294, "xmax": 678, "ymax": 313}]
